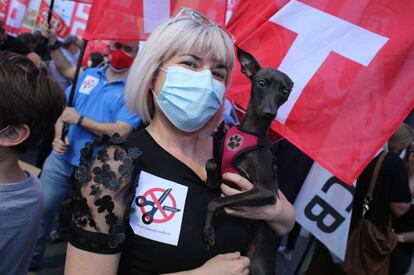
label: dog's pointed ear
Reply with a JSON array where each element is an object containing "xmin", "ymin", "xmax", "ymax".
[{"xmin": 237, "ymin": 46, "xmax": 261, "ymax": 78}]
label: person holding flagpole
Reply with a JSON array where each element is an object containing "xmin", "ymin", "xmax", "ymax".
[
  {"xmin": 30, "ymin": 40, "xmax": 141, "ymax": 270},
  {"xmin": 64, "ymin": 7, "xmax": 295, "ymax": 275}
]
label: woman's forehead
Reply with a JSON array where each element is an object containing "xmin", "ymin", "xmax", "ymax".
[{"xmin": 175, "ymin": 50, "xmax": 226, "ymax": 67}]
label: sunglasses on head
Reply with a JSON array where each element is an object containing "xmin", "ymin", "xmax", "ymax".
[{"xmin": 169, "ymin": 7, "xmax": 235, "ymax": 43}]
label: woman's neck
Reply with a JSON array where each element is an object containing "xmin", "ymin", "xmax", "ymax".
[
  {"xmin": 146, "ymin": 112, "xmax": 212, "ymax": 180},
  {"xmin": 147, "ymin": 114, "xmax": 209, "ymax": 155},
  {"xmin": 0, "ymin": 150, "xmax": 28, "ymax": 184}
]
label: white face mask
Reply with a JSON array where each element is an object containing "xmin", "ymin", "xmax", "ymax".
[{"xmin": 154, "ymin": 66, "xmax": 225, "ymax": 132}]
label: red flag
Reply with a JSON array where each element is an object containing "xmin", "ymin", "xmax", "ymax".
[
  {"xmin": 36, "ymin": 0, "xmax": 71, "ymax": 39},
  {"xmin": 83, "ymin": 0, "xmax": 228, "ymax": 41},
  {"xmin": 68, "ymin": 2, "xmax": 90, "ymax": 38},
  {"xmin": 226, "ymin": 0, "xmax": 414, "ymax": 185},
  {"xmin": 0, "ymin": 0, "xmax": 7, "ymax": 21},
  {"xmin": 3, "ymin": 0, "xmax": 29, "ymax": 35},
  {"xmin": 68, "ymin": 0, "xmax": 93, "ymax": 4}
]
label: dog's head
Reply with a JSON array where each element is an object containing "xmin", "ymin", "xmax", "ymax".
[{"xmin": 237, "ymin": 46, "xmax": 293, "ymax": 121}]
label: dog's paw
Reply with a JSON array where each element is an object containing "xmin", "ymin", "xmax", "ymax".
[{"xmin": 203, "ymin": 226, "xmax": 216, "ymax": 249}]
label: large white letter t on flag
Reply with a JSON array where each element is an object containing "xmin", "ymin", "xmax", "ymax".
[{"xmin": 270, "ymin": 0, "xmax": 389, "ymax": 123}]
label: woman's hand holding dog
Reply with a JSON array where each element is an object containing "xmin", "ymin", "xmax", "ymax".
[
  {"xmin": 164, "ymin": 252, "xmax": 249, "ymax": 275},
  {"xmin": 195, "ymin": 252, "xmax": 250, "ymax": 275},
  {"xmin": 221, "ymin": 172, "xmax": 296, "ymax": 236}
]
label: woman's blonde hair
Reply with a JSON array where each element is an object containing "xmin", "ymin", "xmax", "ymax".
[
  {"xmin": 125, "ymin": 17, "xmax": 235, "ymax": 124},
  {"xmin": 389, "ymin": 123, "xmax": 414, "ymax": 152}
]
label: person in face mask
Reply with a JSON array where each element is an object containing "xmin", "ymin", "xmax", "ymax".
[
  {"xmin": 108, "ymin": 41, "xmax": 136, "ymax": 72},
  {"xmin": 30, "ymin": 40, "xmax": 142, "ymax": 270},
  {"xmin": 64, "ymin": 8, "xmax": 295, "ymax": 275}
]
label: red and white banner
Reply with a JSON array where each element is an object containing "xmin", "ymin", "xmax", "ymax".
[
  {"xmin": 34, "ymin": 0, "xmax": 90, "ymax": 39},
  {"xmin": 0, "ymin": 0, "xmax": 7, "ymax": 21},
  {"xmin": 227, "ymin": 0, "xmax": 414, "ymax": 184},
  {"xmin": 83, "ymin": 0, "xmax": 228, "ymax": 41},
  {"xmin": 3, "ymin": 0, "xmax": 90, "ymax": 39},
  {"xmin": 3, "ymin": 0, "xmax": 30, "ymax": 35},
  {"xmin": 36, "ymin": 0, "xmax": 71, "ymax": 38},
  {"xmin": 67, "ymin": 0, "xmax": 92, "ymax": 4},
  {"xmin": 68, "ymin": 2, "xmax": 90, "ymax": 37}
]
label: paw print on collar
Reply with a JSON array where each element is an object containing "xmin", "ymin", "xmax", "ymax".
[{"xmin": 227, "ymin": 134, "xmax": 243, "ymax": 151}]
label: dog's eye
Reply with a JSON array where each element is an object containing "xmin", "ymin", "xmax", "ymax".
[
  {"xmin": 281, "ymin": 88, "xmax": 290, "ymax": 97},
  {"xmin": 257, "ymin": 79, "xmax": 266, "ymax": 88}
]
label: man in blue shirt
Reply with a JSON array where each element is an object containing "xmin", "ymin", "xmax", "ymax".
[{"xmin": 31, "ymin": 41, "xmax": 141, "ymax": 269}]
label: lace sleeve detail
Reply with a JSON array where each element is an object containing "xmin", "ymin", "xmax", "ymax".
[{"xmin": 66, "ymin": 134, "xmax": 141, "ymax": 254}]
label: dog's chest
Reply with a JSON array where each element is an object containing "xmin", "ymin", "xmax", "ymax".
[{"xmin": 220, "ymin": 126, "xmax": 259, "ymax": 175}]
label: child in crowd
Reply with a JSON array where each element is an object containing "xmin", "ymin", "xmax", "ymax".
[{"xmin": 0, "ymin": 51, "xmax": 65, "ymax": 274}]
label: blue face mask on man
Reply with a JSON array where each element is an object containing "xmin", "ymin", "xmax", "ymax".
[{"xmin": 154, "ymin": 66, "xmax": 226, "ymax": 132}]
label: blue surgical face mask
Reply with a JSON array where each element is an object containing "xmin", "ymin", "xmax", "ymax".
[{"xmin": 154, "ymin": 66, "xmax": 225, "ymax": 132}]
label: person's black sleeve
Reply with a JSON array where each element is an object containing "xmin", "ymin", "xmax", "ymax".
[{"xmin": 66, "ymin": 144, "xmax": 139, "ymax": 254}]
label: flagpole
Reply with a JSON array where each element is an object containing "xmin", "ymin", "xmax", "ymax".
[
  {"xmin": 40, "ymin": 0, "xmax": 55, "ymax": 58},
  {"xmin": 293, "ymin": 235, "xmax": 315, "ymax": 275},
  {"xmin": 47, "ymin": 0, "xmax": 55, "ymax": 25},
  {"xmin": 61, "ymin": 39, "xmax": 88, "ymax": 140}
]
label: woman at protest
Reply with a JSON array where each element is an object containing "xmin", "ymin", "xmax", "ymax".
[
  {"xmin": 305, "ymin": 123, "xmax": 413, "ymax": 275},
  {"xmin": 390, "ymin": 140, "xmax": 414, "ymax": 275},
  {"xmin": 64, "ymin": 8, "xmax": 295, "ymax": 275}
]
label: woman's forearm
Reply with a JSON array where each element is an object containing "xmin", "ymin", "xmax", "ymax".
[
  {"xmin": 266, "ymin": 191, "xmax": 296, "ymax": 236},
  {"xmin": 398, "ymin": 231, "xmax": 414, "ymax": 243}
]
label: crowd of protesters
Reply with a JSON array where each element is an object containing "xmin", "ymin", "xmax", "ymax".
[{"xmin": 0, "ymin": 8, "xmax": 413, "ymax": 275}]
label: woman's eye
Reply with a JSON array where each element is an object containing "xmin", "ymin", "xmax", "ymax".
[
  {"xmin": 257, "ymin": 79, "xmax": 266, "ymax": 87},
  {"xmin": 182, "ymin": 61, "xmax": 197, "ymax": 68},
  {"xmin": 212, "ymin": 71, "xmax": 225, "ymax": 80}
]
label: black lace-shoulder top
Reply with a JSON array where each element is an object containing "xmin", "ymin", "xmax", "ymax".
[{"xmin": 67, "ymin": 129, "xmax": 248, "ymax": 275}]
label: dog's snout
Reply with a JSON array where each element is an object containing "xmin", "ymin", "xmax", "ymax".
[{"xmin": 261, "ymin": 106, "xmax": 277, "ymax": 119}]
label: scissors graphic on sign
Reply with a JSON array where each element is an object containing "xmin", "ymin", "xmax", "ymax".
[{"xmin": 135, "ymin": 188, "xmax": 180, "ymax": 224}]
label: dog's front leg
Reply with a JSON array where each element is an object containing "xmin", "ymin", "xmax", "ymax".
[
  {"xmin": 203, "ymin": 186, "xmax": 276, "ymax": 248},
  {"xmin": 205, "ymin": 158, "xmax": 221, "ymax": 190}
]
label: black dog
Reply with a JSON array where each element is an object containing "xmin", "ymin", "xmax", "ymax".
[{"xmin": 203, "ymin": 47, "xmax": 293, "ymax": 275}]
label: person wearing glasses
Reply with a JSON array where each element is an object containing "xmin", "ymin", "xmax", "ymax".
[
  {"xmin": 64, "ymin": 8, "xmax": 295, "ymax": 275},
  {"xmin": 30, "ymin": 41, "xmax": 141, "ymax": 270}
]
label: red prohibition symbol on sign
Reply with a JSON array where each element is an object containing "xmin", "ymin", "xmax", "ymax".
[{"xmin": 135, "ymin": 187, "xmax": 179, "ymax": 224}]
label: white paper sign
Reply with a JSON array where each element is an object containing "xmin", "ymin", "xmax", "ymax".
[
  {"xmin": 79, "ymin": 75, "xmax": 99, "ymax": 95},
  {"xmin": 294, "ymin": 162, "xmax": 355, "ymax": 261},
  {"xmin": 130, "ymin": 171, "xmax": 188, "ymax": 246}
]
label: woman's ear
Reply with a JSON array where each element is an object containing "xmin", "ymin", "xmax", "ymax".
[{"xmin": 0, "ymin": 125, "xmax": 30, "ymax": 148}]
